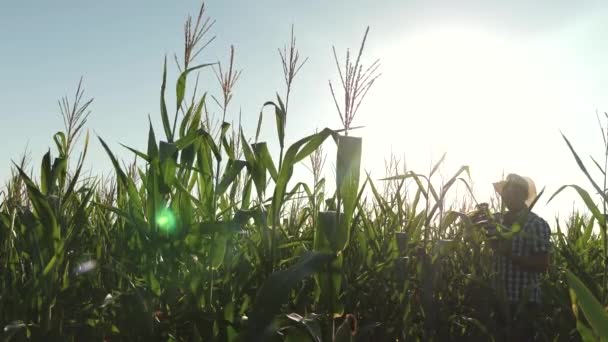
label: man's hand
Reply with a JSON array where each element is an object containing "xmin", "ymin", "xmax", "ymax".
[
  {"xmin": 487, "ymin": 238, "xmax": 500, "ymax": 250},
  {"xmin": 511, "ymin": 253, "xmax": 550, "ymax": 273},
  {"xmin": 492, "ymin": 238, "xmax": 548, "ymax": 272}
]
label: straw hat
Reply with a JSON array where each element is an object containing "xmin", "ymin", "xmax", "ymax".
[{"xmin": 493, "ymin": 173, "xmax": 537, "ymax": 207}]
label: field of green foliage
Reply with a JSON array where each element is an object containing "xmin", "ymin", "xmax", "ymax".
[{"xmin": 2, "ymin": 3, "xmax": 608, "ymax": 341}]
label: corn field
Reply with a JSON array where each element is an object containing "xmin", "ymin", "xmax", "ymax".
[{"xmin": 2, "ymin": 3, "xmax": 608, "ymax": 341}]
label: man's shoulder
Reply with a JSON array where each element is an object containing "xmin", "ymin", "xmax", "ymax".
[
  {"xmin": 527, "ymin": 211, "xmax": 544, "ymax": 221},
  {"xmin": 525, "ymin": 211, "xmax": 550, "ymax": 229}
]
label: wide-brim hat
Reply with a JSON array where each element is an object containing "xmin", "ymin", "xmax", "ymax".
[{"xmin": 493, "ymin": 173, "xmax": 537, "ymax": 207}]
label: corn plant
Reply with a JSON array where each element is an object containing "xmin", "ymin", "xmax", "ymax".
[{"xmin": 3, "ymin": 1, "xmax": 608, "ymax": 341}]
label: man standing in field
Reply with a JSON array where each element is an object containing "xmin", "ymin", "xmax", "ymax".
[{"xmin": 491, "ymin": 173, "xmax": 551, "ymax": 342}]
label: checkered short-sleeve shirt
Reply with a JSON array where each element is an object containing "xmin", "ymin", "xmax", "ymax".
[{"xmin": 493, "ymin": 211, "xmax": 551, "ymax": 303}]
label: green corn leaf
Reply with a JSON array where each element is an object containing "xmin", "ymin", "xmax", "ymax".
[
  {"xmin": 286, "ymin": 313, "xmax": 323, "ymax": 342},
  {"xmin": 221, "ymin": 121, "xmax": 231, "ymax": 136},
  {"xmin": 62, "ymin": 259, "xmax": 70, "ymax": 290},
  {"xmin": 193, "ymin": 220, "xmax": 244, "ymax": 235},
  {"xmin": 443, "ymin": 210, "xmax": 474, "ymax": 231},
  {"xmin": 275, "ymin": 95, "xmax": 286, "ymax": 149},
  {"xmin": 98, "ymin": 136, "xmax": 144, "ymax": 215},
  {"xmin": 50, "ymin": 156, "xmax": 68, "ymax": 191},
  {"xmin": 581, "ymin": 217, "xmax": 595, "ymax": 246},
  {"xmin": 548, "ymin": 185, "xmax": 605, "ymax": 228},
  {"xmin": 242, "ymin": 176, "xmax": 253, "ymax": 209},
  {"xmin": 459, "ymin": 317, "xmax": 493, "ymax": 340},
  {"xmin": 334, "ymin": 315, "xmax": 355, "ymax": 342},
  {"xmin": 119, "ymin": 144, "xmax": 150, "ymax": 163},
  {"xmin": 53, "ymin": 131, "xmax": 67, "ymax": 156},
  {"xmin": 527, "ymin": 187, "xmax": 545, "ymax": 212},
  {"xmin": 562, "ymin": 133, "xmax": 608, "ymax": 203},
  {"xmin": 146, "ymin": 159, "xmax": 160, "ymax": 230},
  {"xmin": 93, "ymin": 203, "xmax": 137, "ymax": 226},
  {"xmin": 192, "ymin": 94, "xmax": 206, "ymax": 131},
  {"xmin": 197, "ymin": 138, "xmax": 215, "ymax": 213},
  {"xmin": 240, "ymin": 129, "xmax": 256, "ymax": 164},
  {"xmin": 181, "ymin": 128, "xmax": 222, "ymax": 163},
  {"xmin": 176, "ymin": 190, "xmax": 193, "ymax": 231},
  {"xmin": 336, "ymin": 134, "xmax": 361, "ymax": 210},
  {"xmin": 179, "ymin": 103, "xmax": 194, "ymax": 139},
  {"xmin": 273, "ymin": 129, "xmax": 335, "ymax": 222},
  {"xmin": 159, "ymin": 141, "xmax": 178, "ymax": 162},
  {"xmin": 210, "ymin": 233, "xmax": 228, "ymax": 269},
  {"xmin": 284, "ymin": 326, "xmax": 313, "ymax": 342},
  {"xmin": 174, "ymin": 179, "xmax": 200, "ymax": 204},
  {"xmin": 577, "ymin": 322, "xmax": 598, "ymax": 342},
  {"xmin": 15, "ymin": 164, "xmax": 59, "ymax": 237},
  {"xmin": 222, "ymin": 135, "xmax": 235, "ymax": 161},
  {"xmin": 255, "ymin": 107, "xmax": 263, "ymax": 143},
  {"xmin": 176, "ymin": 63, "xmax": 216, "ymax": 112},
  {"xmin": 252, "ymin": 142, "xmax": 278, "ymax": 181},
  {"xmin": 411, "ymin": 188, "xmax": 422, "ymax": 215},
  {"xmin": 284, "ymin": 182, "xmax": 306, "ymax": 203},
  {"xmin": 381, "ymin": 172, "xmax": 435, "ymax": 202},
  {"xmin": 206, "ymin": 135, "xmax": 222, "ymax": 162},
  {"xmin": 62, "ymin": 156, "xmax": 85, "ymax": 210},
  {"xmin": 42, "ymin": 254, "xmax": 58, "ymax": 276},
  {"xmin": 338, "ymin": 177, "xmax": 359, "ymax": 250},
  {"xmin": 312, "ymin": 211, "xmax": 345, "ymax": 314},
  {"xmin": 285, "ymin": 313, "xmax": 323, "ymax": 342},
  {"xmin": 298, "ymin": 182, "xmax": 314, "ymax": 201},
  {"xmin": 177, "ymin": 129, "xmax": 218, "ymax": 179},
  {"xmin": 242, "ymin": 252, "xmax": 335, "ymax": 340},
  {"xmin": 566, "ymin": 269, "xmax": 608, "ymax": 340},
  {"xmin": 40, "ymin": 150, "xmax": 51, "ymax": 195},
  {"xmin": 175, "ymin": 128, "xmax": 205, "ymax": 151},
  {"xmin": 149, "ymin": 271, "xmax": 161, "ymax": 297},
  {"xmin": 429, "ymin": 152, "xmax": 447, "ymax": 177},
  {"xmin": 241, "ymin": 129, "xmax": 266, "ymax": 199},
  {"xmin": 427, "ymin": 165, "xmax": 470, "ymax": 219},
  {"xmin": 367, "ymin": 175, "xmax": 389, "ymax": 213},
  {"xmin": 79, "ymin": 128, "xmax": 90, "ymax": 162},
  {"xmin": 159, "ymin": 141, "xmax": 179, "ymax": 193},
  {"xmin": 147, "ymin": 118, "xmax": 159, "ymax": 159},
  {"xmin": 160, "ymin": 56, "xmax": 172, "ymax": 142},
  {"xmin": 180, "ymin": 144, "xmax": 197, "ymax": 176},
  {"xmin": 314, "ymin": 211, "xmax": 338, "ymax": 252},
  {"xmin": 294, "ymin": 128, "xmax": 338, "ymax": 164},
  {"xmin": 432, "ymin": 239, "xmax": 457, "ymax": 262},
  {"xmin": 590, "ymin": 156, "xmax": 606, "ymax": 177},
  {"xmin": 67, "ymin": 188, "xmax": 95, "ymax": 234},
  {"xmin": 259, "ymin": 95, "xmax": 287, "ymax": 149},
  {"xmin": 216, "ymin": 159, "xmax": 247, "ymax": 197}
]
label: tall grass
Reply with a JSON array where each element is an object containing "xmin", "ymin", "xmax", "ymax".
[{"xmin": 1, "ymin": 2, "xmax": 607, "ymax": 341}]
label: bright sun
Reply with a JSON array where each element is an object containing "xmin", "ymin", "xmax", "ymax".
[
  {"xmin": 360, "ymin": 26, "xmax": 562, "ymax": 208},
  {"xmin": 364, "ymin": 26, "xmax": 550, "ymax": 171}
]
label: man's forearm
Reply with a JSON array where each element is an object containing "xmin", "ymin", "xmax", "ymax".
[{"xmin": 494, "ymin": 240, "xmax": 550, "ymax": 272}]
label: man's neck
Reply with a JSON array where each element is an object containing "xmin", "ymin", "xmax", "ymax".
[
  {"xmin": 504, "ymin": 207, "xmax": 529, "ymax": 225},
  {"xmin": 508, "ymin": 207, "xmax": 528, "ymax": 215}
]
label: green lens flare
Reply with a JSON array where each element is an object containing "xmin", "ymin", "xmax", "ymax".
[{"xmin": 156, "ymin": 208, "xmax": 176, "ymax": 233}]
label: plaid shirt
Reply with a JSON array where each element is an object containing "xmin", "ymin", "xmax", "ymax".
[{"xmin": 493, "ymin": 211, "xmax": 551, "ymax": 303}]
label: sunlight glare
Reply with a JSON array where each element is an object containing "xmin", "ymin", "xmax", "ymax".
[
  {"xmin": 364, "ymin": 26, "xmax": 556, "ymax": 199},
  {"xmin": 156, "ymin": 207, "xmax": 177, "ymax": 233}
]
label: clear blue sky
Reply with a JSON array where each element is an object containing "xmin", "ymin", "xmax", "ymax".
[{"xmin": 2, "ymin": 0, "xmax": 608, "ymax": 220}]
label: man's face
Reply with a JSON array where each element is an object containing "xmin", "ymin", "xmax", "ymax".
[{"xmin": 501, "ymin": 182, "xmax": 527, "ymax": 211}]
